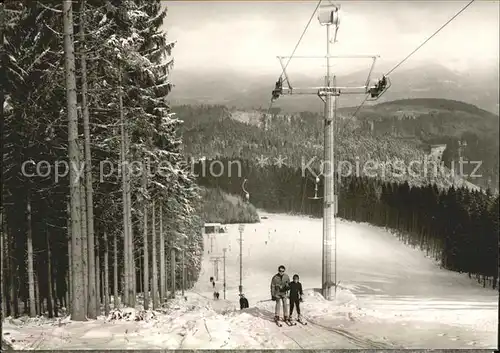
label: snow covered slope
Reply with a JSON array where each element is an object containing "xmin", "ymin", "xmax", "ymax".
[
  {"xmin": 201, "ymin": 211, "xmax": 498, "ymax": 348},
  {"xmin": 3, "ymin": 211, "xmax": 497, "ymax": 349}
]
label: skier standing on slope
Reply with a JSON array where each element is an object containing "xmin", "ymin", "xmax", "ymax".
[
  {"xmin": 270, "ymin": 265, "xmax": 291, "ymax": 323},
  {"xmin": 239, "ymin": 294, "xmax": 249, "ymax": 310},
  {"xmin": 289, "ymin": 274, "xmax": 305, "ymax": 323}
]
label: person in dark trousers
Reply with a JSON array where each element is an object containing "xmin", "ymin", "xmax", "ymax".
[
  {"xmin": 270, "ymin": 265, "xmax": 290, "ymax": 322},
  {"xmin": 289, "ymin": 274, "xmax": 304, "ymax": 321},
  {"xmin": 239, "ymin": 294, "xmax": 249, "ymax": 310}
]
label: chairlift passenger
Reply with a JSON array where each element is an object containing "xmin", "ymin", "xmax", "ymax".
[
  {"xmin": 380, "ymin": 75, "xmax": 387, "ymax": 88},
  {"xmin": 272, "ymin": 77, "xmax": 283, "ymax": 100}
]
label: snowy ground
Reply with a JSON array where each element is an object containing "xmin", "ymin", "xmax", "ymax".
[{"xmin": 2, "ymin": 211, "xmax": 498, "ymax": 349}]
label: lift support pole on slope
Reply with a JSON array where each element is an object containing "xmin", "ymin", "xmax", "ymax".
[{"xmin": 272, "ymin": 4, "xmax": 383, "ymax": 300}]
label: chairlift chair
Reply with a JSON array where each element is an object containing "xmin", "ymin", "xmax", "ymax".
[
  {"xmin": 271, "ymin": 77, "xmax": 284, "ymax": 101},
  {"xmin": 366, "ymin": 75, "xmax": 391, "ymax": 101},
  {"xmin": 242, "ymin": 178, "xmax": 250, "ymax": 202},
  {"xmin": 308, "ymin": 176, "xmax": 323, "ymax": 200}
]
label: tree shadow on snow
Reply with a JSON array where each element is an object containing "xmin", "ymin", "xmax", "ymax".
[{"xmin": 239, "ymin": 306, "xmax": 276, "ymax": 322}]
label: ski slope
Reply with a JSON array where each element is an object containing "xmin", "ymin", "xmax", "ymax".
[
  {"xmin": 196, "ymin": 211, "xmax": 498, "ymax": 349},
  {"xmin": 2, "ymin": 211, "xmax": 497, "ymax": 349}
]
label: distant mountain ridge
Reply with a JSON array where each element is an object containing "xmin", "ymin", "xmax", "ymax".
[
  {"xmin": 172, "ymin": 97, "xmax": 499, "ymax": 192},
  {"xmin": 168, "ymin": 63, "xmax": 499, "ymax": 115}
]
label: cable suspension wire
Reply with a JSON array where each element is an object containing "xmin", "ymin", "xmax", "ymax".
[
  {"xmin": 351, "ymin": 94, "xmax": 369, "ymax": 119},
  {"xmin": 350, "ymin": 0, "xmax": 476, "ymax": 119},
  {"xmin": 279, "ymin": 0, "xmax": 323, "ymax": 80},
  {"xmin": 386, "ymin": 0, "xmax": 476, "ymax": 76},
  {"xmin": 266, "ymin": 0, "xmax": 323, "ymax": 112}
]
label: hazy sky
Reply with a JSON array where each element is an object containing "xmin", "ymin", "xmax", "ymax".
[{"xmin": 162, "ymin": 1, "xmax": 499, "ymax": 75}]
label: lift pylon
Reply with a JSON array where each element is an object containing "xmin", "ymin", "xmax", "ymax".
[{"xmin": 271, "ymin": 3, "xmax": 391, "ymax": 300}]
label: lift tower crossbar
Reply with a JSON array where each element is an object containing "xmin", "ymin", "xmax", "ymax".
[{"xmin": 271, "ymin": 4, "xmax": 389, "ymax": 300}]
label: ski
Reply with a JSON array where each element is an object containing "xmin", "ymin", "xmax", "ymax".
[
  {"xmin": 274, "ymin": 318, "xmax": 283, "ymax": 327},
  {"xmin": 284, "ymin": 320, "xmax": 296, "ymax": 326},
  {"xmin": 296, "ymin": 320, "xmax": 307, "ymax": 325}
]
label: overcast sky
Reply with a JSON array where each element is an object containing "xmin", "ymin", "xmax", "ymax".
[{"xmin": 162, "ymin": 1, "xmax": 499, "ymax": 75}]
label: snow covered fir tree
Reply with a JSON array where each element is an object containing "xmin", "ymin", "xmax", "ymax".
[
  {"xmin": 1, "ymin": 0, "xmax": 204, "ymax": 321},
  {"xmin": 1, "ymin": 0, "xmax": 498, "ymax": 350}
]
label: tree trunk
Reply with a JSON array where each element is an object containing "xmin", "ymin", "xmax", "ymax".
[
  {"xmin": 124, "ymin": 110, "xmax": 134, "ymax": 305},
  {"xmin": 26, "ymin": 194, "xmax": 36, "ymax": 317},
  {"xmin": 65, "ymin": 274, "xmax": 69, "ymax": 313},
  {"xmin": 143, "ymin": 193, "xmax": 149, "ymax": 310},
  {"xmin": 138, "ymin": 255, "xmax": 142, "ymax": 297},
  {"xmin": 113, "ymin": 232, "xmax": 119, "ymax": 308},
  {"xmin": 67, "ymin": 203, "xmax": 72, "ymax": 313},
  {"xmin": 0, "ymin": 211, "xmax": 5, "ymax": 320},
  {"xmin": 79, "ymin": 0, "xmax": 97, "ymax": 320},
  {"xmin": 181, "ymin": 241, "xmax": 185, "ymax": 297},
  {"xmin": 46, "ymin": 228, "xmax": 54, "ymax": 318},
  {"xmin": 170, "ymin": 248, "xmax": 176, "ymax": 299},
  {"xmin": 9, "ymin": 228, "xmax": 16, "ymax": 316},
  {"xmin": 119, "ymin": 65, "xmax": 129, "ymax": 307},
  {"xmin": 63, "ymin": 0, "xmax": 85, "ymax": 321},
  {"xmin": 95, "ymin": 239, "xmax": 100, "ymax": 313},
  {"xmin": 101, "ymin": 268, "xmax": 104, "ymax": 310},
  {"xmin": 151, "ymin": 200, "xmax": 158, "ymax": 309},
  {"xmin": 120, "ymin": 272, "xmax": 125, "ymax": 308},
  {"xmin": 0, "ymin": 2, "xmax": 4, "ymax": 319},
  {"xmin": 159, "ymin": 206, "xmax": 165, "ymax": 302},
  {"xmin": 4, "ymin": 225, "xmax": 10, "ymax": 317},
  {"xmin": 79, "ymin": 142, "xmax": 88, "ymax": 317},
  {"xmin": 104, "ymin": 232, "xmax": 110, "ymax": 315},
  {"xmin": 53, "ymin": 263, "xmax": 59, "ymax": 317},
  {"xmin": 34, "ymin": 272, "xmax": 39, "ymax": 315},
  {"xmin": 125, "ymin": 130, "xmax": 135, "ymax": 306},
  {"xmin": 5, "ymin": 229, "xmax": 12, "ymax": 316}
]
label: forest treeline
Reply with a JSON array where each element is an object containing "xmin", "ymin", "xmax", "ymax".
[
  {"xmin": 348, "ymin": 98, "xmax": 499, "ymax": 191},
  {"xmin": 358, "ymin": 114, "xmax": 499, "ymax": 191},
  {"xmin": 198, "ymin": 187, "xmax": 260, "ymax": 224},
  {"xmin": 174, "ymin": 104, "xmax": 478, "ymax": 190},
  {"xmin": 193, "ymin": 158, "xmax": 499, "ymax": 289},
  {"xmin": 1, "ymin": 1, "xmax": 208, "ymax": 320}
]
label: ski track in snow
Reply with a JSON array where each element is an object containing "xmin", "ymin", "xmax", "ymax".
[{"xmin": 2, "ymin": 210, "xmax": 497, "ymax": 349}]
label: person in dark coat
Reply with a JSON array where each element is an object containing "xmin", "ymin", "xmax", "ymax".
[
  {"xmin": 270, "ymin": 265, "xmax": 290, "ymax": 322},
  {"xmin": 239, "ymin": 294, "xmax": 249, "ymax": 310},
  {"xmin": 289, "ymin": 274, "xmax": 304, "ymax": 321}
]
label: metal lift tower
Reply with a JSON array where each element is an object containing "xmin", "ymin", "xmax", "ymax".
[{"xmin": 271, "ymin": 4, "xmax": 389, "ymax": 300}]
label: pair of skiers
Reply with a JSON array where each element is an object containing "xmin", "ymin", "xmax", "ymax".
[{"xmin": 270, "ymin": 265, "xmax": 303, "ymax": 323}]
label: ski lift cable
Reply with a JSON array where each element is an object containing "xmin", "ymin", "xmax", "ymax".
[
  {"xmin": 351, "ymin": 0, "xmax": 476, "ymax": 119},
  {"xmin": 350, "ymin": 94, "xmax": 369, "ymax": 119},
  {"xmin": 385, "ymin": 0, "xmax": 476, "ymax": 76},
  {"xmin": 278, "ymin": 0, "xmax": 323, "ymax": 80},
  {"xmin": 266, "ymin": 0, "xmax": 324, "ymax": 112}
]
